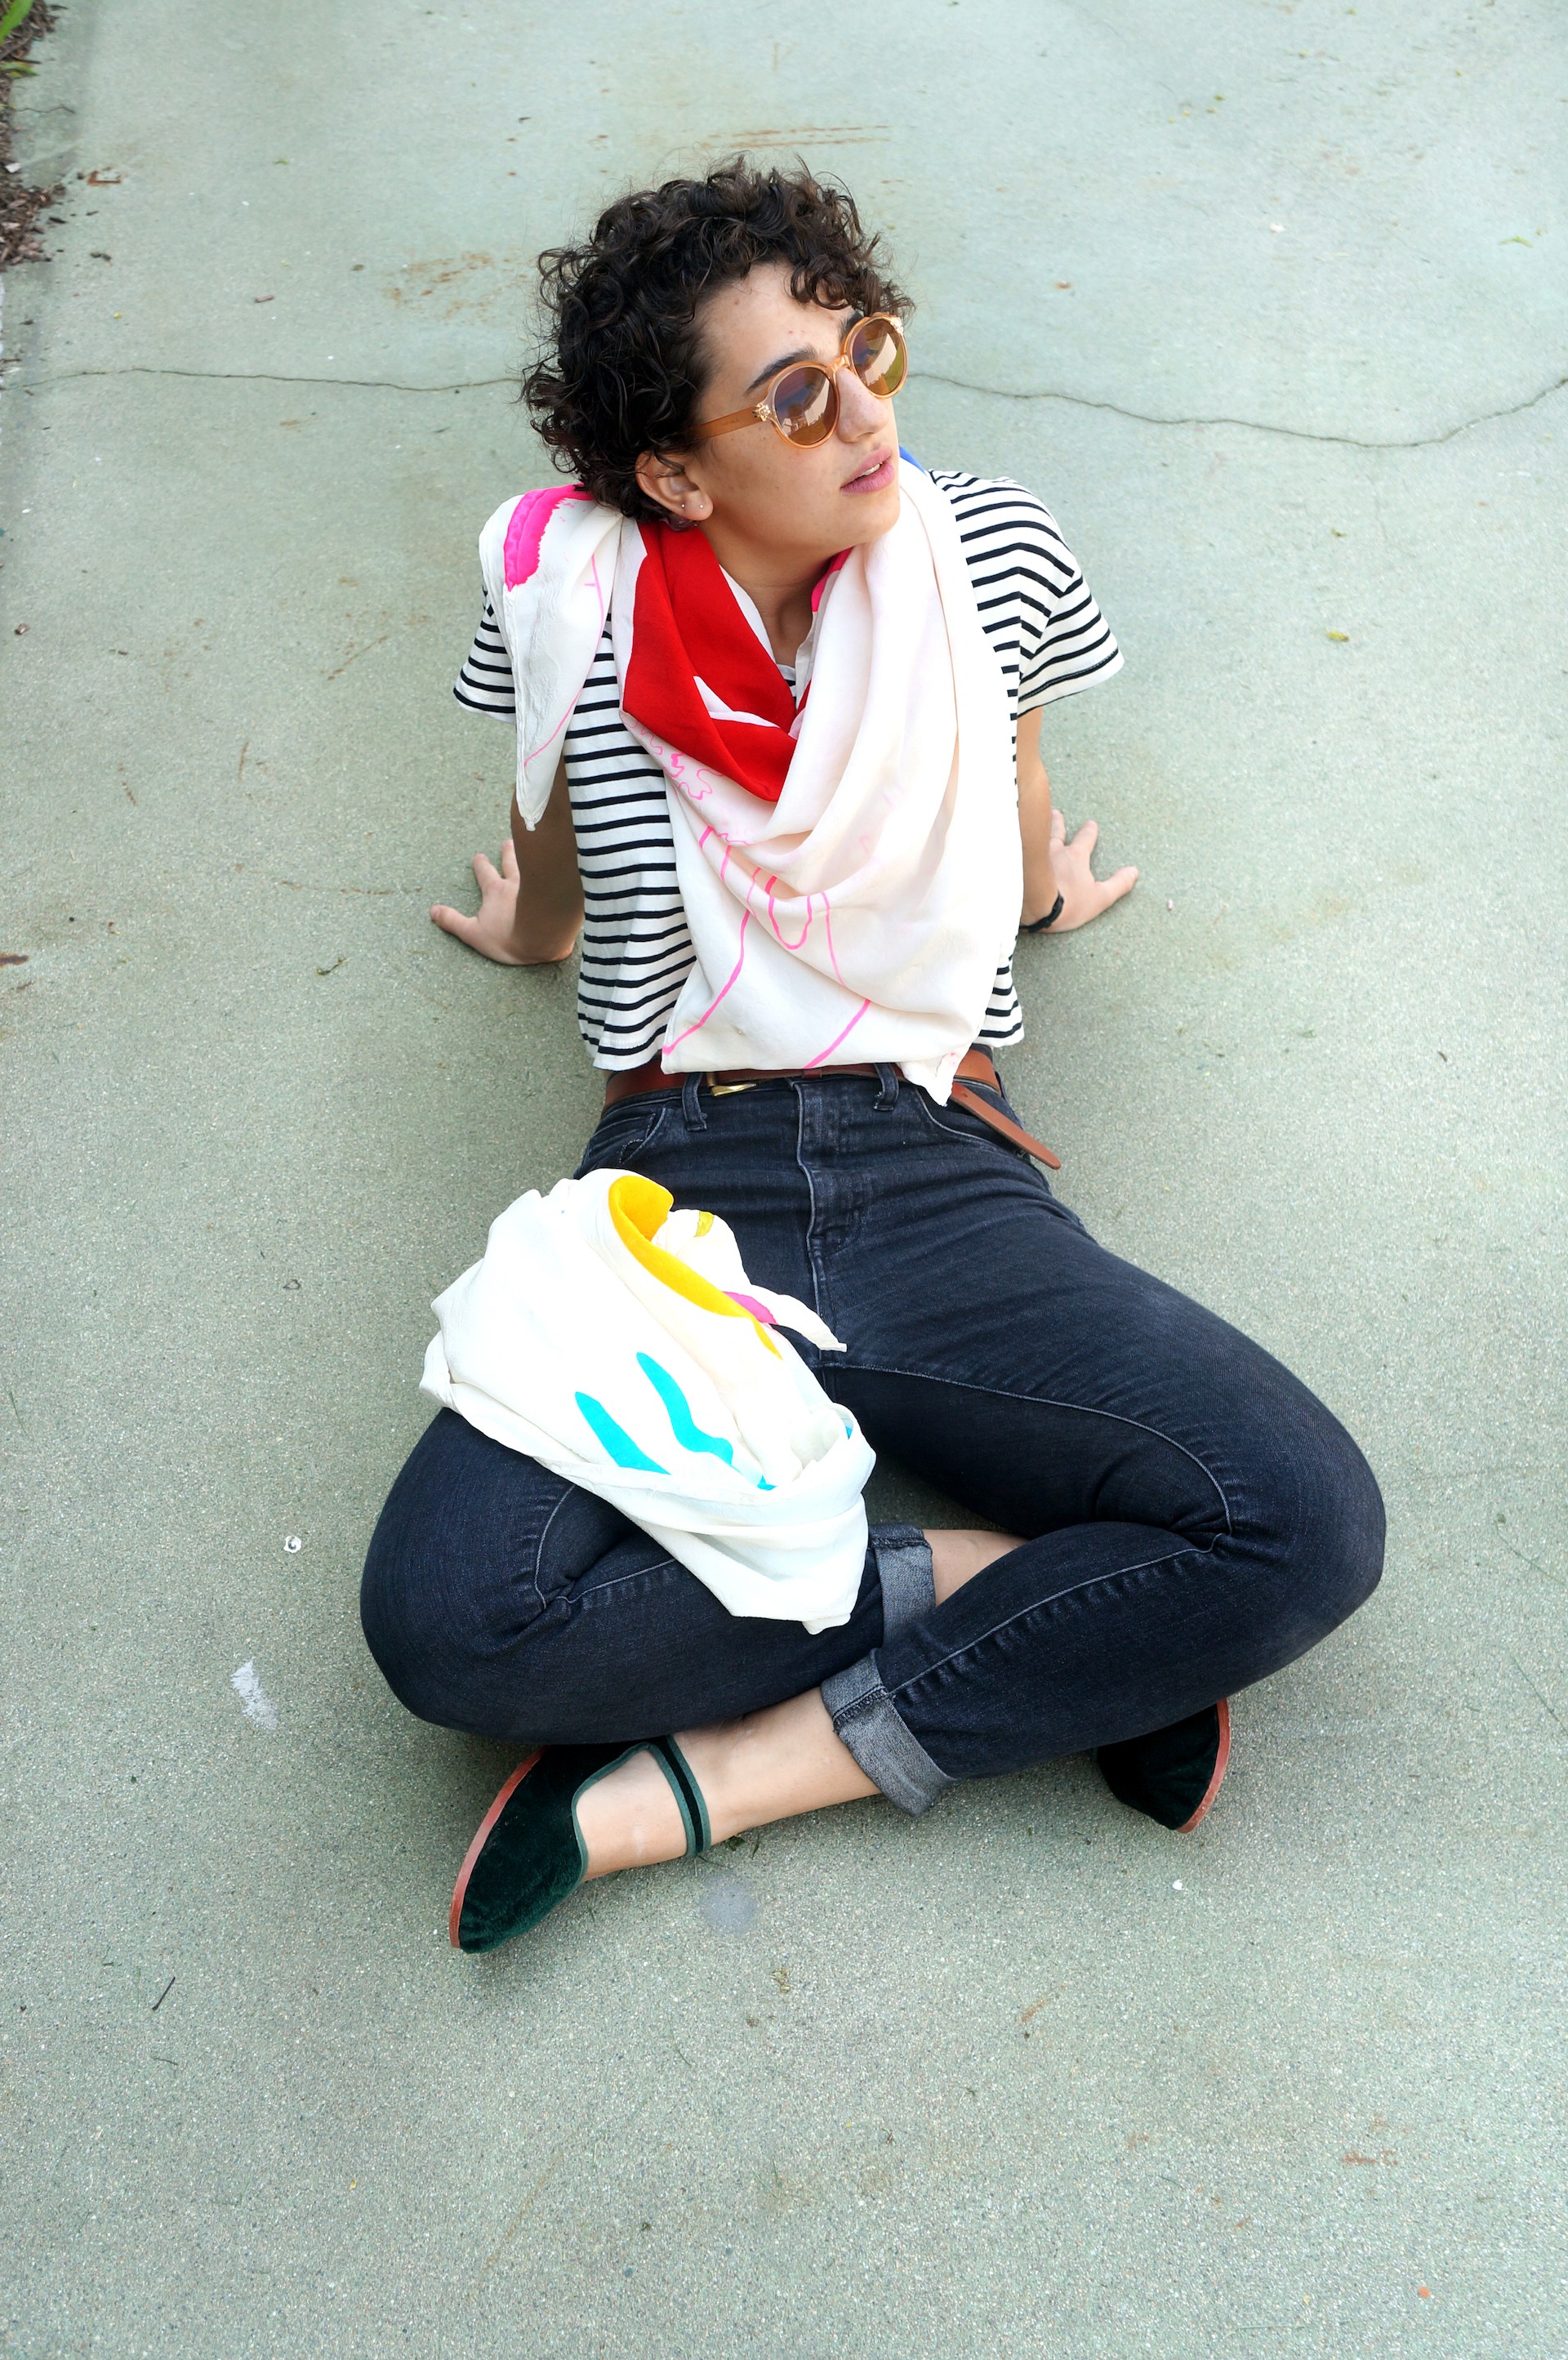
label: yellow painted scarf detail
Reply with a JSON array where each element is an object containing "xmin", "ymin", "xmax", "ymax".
[{"xmin": 607, "ymin": 1175, "xmax": 778, "ymax": 1355}]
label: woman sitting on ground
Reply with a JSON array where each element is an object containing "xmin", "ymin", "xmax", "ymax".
[{"xmin": 361, "ymin": 160, "xmax": 1384, "ymax": 1953}]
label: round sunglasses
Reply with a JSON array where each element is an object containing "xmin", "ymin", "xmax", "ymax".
[{"xmin": 689, "ymin": 314, "xmax": 908, "ymax": 451}]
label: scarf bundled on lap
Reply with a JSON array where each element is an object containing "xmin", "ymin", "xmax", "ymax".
[
  {"xmin": 422, "ymin": 1168, "xmax": 874, "ymax": 1629},
  {"xmin": 479, "ymin": 459, "xmax": 1022, "ymax": 1100}
]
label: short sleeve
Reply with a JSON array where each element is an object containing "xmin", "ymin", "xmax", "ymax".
[
  {"xmin": 1011, "ymin": 492, "xmax": 1123, "ymax": 715},
  {"xmin": 452, "ymin": 589, "xmax": 517, "ymax": 717}
]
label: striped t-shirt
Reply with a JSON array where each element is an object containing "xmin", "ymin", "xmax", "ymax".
[{"xmin": 455, "ymin": 471, "xmax": 1122, "ymax": 1070}]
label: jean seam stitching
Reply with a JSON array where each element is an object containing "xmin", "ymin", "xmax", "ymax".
[
  {"xmin": 885, "ymin": 1541, "xmax": 1197, "ymax": 1697},
  {"xmin": 559, "ymin": 1555, "xmax": 684, "ymax": 1604},
  {"xmin": 836, "ymin": 1360, "xmax": 1236, "ymax": 1538},
  {"xmin": 793, "ymin": 1081, "xmax": 831, "ymax": 1330},
  {"xmin": 530, "ymin": 1489, "xmax": 572, "ymax": 1617},
  {"xmin": 909, "ymin": 1090, "xmax": 1033, "ymax": 1160},
  {"xmin": 532, "ymin": 1504, "xmax": 681, "ymax": 1612},
  {"xmin": 577, "ymin": 1101, "xmax": 666, "ymax": 1169}
]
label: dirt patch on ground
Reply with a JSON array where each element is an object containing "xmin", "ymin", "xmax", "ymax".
[{"xmin": 1, "ymin": 0, "xmax": 61, "ymax": 268}]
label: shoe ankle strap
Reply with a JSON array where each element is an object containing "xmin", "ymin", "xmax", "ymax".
[{"xmin": 652, "ymin": 1737, "xmax": 710, "ymax": 1855}]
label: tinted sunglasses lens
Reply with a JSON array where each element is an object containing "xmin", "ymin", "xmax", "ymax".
[
  {"xmin": 849, "ymin": 316, "xmax": 906, "ymax": 397},
  {"xmin": 770, "ymin": 364, "xmax": 836, "ymax": 444}
]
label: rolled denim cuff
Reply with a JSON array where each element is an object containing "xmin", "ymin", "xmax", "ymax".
[
  {"xmin": 870, "ymin": 1522, "xmax": 935, "ymax": 1642},
  {"xmin": 820, "ymin": 1654, "xmax": 954, "ymax": 1818}
]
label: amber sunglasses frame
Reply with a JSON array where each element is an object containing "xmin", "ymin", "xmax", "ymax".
[{"xmin": 688, "ymin": 314, "xmax": 907, "ymax": 449}]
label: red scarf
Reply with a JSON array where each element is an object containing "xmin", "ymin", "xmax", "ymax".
[{"xmin": 621, "ymin": 523, "xmax": 806, "ymax": 805}]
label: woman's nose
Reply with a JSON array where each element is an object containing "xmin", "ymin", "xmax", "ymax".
[{"xmin": 835, "ymin": 364, "xmax": 886, "ymax": 439}]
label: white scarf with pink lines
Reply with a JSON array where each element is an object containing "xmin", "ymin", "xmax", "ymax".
[{"xmin": 478, "ymin": 458, "xmax": 1021, "ymax": 1102}]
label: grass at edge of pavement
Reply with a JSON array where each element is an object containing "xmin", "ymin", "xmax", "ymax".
[{"xmin": 0, "ymin": 0, "xmax": 60, "ymax": 270}]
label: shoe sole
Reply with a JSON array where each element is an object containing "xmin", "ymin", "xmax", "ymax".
[
  {"xmin": 1176, "ymin": 1698, "xmax": 1231, "ymax": 1833},
  {"xmin": 448, "ymin": 1749, "xmax": 543, "ymax": 1950}
]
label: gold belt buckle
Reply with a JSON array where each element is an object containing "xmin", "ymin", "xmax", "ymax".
[{"xmin": 706, "ymin": 1073, "xmax": 759, "ymax": 1096}]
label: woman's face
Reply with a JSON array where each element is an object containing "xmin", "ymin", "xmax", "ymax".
[{"xmin": 635, "ymin": 261, "xmax": 902, "ymax": 565}]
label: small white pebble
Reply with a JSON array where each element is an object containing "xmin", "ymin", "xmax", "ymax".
[
  {"xmin": 1173, "ymin": 1879, "xmax": 1183, "ymax": 1890},
  {"xmin": 1166, "ymin": 898, "xmax": 1174, "ymax": 911},
  {"xmin": 283, "ymin": 1534, "xmax": 302, "ymax": 1554}
]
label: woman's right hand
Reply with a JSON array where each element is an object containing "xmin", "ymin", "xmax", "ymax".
[
  {"xmin": 430, "ymin": 828, "xmax": 582, "ymax": 966},
  {"xmin": 431, "ymin": 841, "xmax": 534, "ymax": 964}
]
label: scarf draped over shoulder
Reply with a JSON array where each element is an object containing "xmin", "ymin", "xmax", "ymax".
[{"xmin": 478, "ymin": 460, "xmax": 1022, "ymax": 1101}]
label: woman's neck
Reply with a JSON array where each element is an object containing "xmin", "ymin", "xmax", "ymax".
[{"xmin": 697, "ymin": 522, "xmax": 835, "ymax": 665}]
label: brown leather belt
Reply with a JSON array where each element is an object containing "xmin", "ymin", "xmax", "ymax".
[{"xmin": 603, "ymin": 1047, "xmax": 1061, "ymax": 1169}]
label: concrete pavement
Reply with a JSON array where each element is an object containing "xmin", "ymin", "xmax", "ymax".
[{"xmin": 2, "ymin": 2, "xmax": 1564, "ymax": 2352}]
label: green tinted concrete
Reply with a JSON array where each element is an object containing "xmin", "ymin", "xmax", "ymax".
[{"xmin": 2, "ymin": 2, "xmax": 1565, "ymax": 2353}]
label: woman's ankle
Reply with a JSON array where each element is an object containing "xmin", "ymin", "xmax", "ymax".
[
  {"xmin": 925, "ymin": 1526, "xmax": 1025, "ymax": 1604},
  {"xmin": 676, "ymin": 1691, "xmax": 878, "ymax": 1844},
  {"xmin": 579, "ymin": 1680, "xmax": 893, "ymax": 1880},
  {"xmin": 577, "ymin": 1747, "xmax": 688, "ymax": 1880}
]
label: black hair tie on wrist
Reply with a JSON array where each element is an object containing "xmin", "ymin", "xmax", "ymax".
[{"xmin": 1021, "ymin": 890, "xmax": 1065, "ymax": 935}]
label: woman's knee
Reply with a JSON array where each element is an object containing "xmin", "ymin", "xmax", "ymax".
[
  {"xmin": 358, "ymin": 1412, "xmax": 560, "ymax": 1727},
  {"xmin": 359, "ymin": 1410, "xmax": 653, "ymax": 1730},
  {"xmin": 1249, "ymin": 1386, "xmax": 1386, "ymax": 1647},
  {"xmin": 359, "ymin": 1449, "xmax": 470, "ymax": 1724}
]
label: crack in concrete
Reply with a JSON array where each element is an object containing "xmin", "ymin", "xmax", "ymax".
[
  {"xmin": 11, "ymin": 364, "xmax": 517, "ymax": 395},
  {"xmin": 11, "ymin": 359, "xmax": 1566, "ymax": 449},
  {"xmin": 911, "ymin": 366, "xmax": 1568, "ymax": 449}
]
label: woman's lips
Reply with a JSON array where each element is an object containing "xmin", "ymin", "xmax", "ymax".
[{"xmin": 841, "ymin": 448, "xmax": 896, "ymax": 495}]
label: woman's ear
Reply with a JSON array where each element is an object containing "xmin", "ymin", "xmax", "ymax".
[{"xmin": 634, "ymin": 449, "xmax": 713, "ymax": 523}]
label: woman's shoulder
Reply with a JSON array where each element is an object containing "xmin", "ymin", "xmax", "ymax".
[
  {"xmin": 925, "ymin": 465, "xmax": 1044, "ymax": 505},
  {"xmin": 923, "ymin": 467, "xmax": 1123, "ymax": 702},
  {"xmin": 924, "ymin": 468, "xmax": 1074, "ymax": 564}
]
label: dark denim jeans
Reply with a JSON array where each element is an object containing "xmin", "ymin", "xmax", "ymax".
[{"xmin": 361, "ymin": 1069, "xmax": 1384, "ymax": 1808}]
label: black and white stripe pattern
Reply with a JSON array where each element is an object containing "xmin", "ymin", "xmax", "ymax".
[{"xmin": 454, "ymin": 471, "xmax": 1122, "ymax": 1069}]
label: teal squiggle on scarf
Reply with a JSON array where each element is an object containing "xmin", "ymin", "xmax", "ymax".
[
  {"xmin": 578, "ymin": 1361, "xmax": 780, "ymax": 1491},
  {"xmin": 637, "ymin": 1354, "xmax": 736, "ymax": 1466},
  {"xmin": 575, "ymin": 1390, "xmax": 667, "ymax": 1473},
  {"xmin": 636, "ymin": 1354, "xmax": 775, "ymax": 1488}
]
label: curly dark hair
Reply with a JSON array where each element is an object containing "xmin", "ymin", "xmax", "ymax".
[{"xmin": 522, "ymin": 158, "xmax": 909, "ymax": 522}]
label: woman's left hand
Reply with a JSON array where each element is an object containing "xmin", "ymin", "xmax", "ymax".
[{"xmin": 1040, "ymin": 805, "xmax": 1138, "ymax": 931}]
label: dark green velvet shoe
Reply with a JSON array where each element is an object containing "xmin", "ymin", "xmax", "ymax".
[
  {"xmin": 449, "ymin": 1738, "xmax": 710, "ymax": 1955},
  {"xmin": 1096, "ymin": 1699, "xmax": 1232, "ymax": 1833}
]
